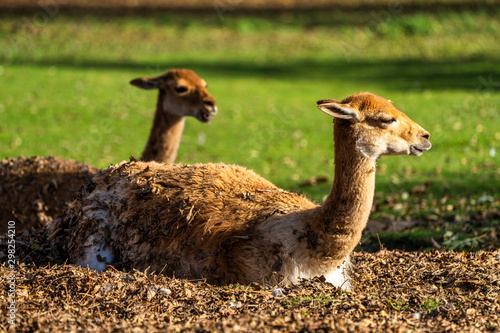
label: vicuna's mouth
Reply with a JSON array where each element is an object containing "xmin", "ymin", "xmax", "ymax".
[
  {"xmin": 200, "ymin": 110, "xmax": 216, "ymax": 123},
  {"xmin": 199, "ymin": 105, "xmax": 217, "ymax": 123},
  {"xmin": 410, "ymin": 142, "xmax": 432, "ymax": 156}
]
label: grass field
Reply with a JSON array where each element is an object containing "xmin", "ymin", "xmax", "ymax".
[{"xmin": 0, "ymin": 4, "xmax": 499, "ymax": 249}]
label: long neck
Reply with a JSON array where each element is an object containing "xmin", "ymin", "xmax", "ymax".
[
  {"xmin": 141, "ymin": 91, "xmax": 185, "ymax": 164},
  {"xmin": 312, "ymin": 119, "xmax": 377, "ymax": 261}
]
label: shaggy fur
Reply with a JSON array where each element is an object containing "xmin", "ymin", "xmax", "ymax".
[
  {"xmin": 0, "ymin": 156, "xmax": 97, "ymax": 233},
  {"xmin": 48, "ymin": 93, "xmax": 431, "ymax": 289}
]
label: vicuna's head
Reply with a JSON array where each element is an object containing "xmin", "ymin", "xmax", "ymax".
[
  {"xmin": 317, "ymin": 92, "xmax": 431, "ymax": 160},
  {"xmin": 130, "ymin": 68, "xmax": 217, "ymax": 123}
]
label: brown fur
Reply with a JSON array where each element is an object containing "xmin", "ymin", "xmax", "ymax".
[
  {"xmin": 0, "ymin": 156, "xmax": 97, "ymax": 233},
  {"xmin": 131, "ymin": 68, "xmax": 217, "ymax": 164},
  {"xmin": 48, "ymin": 92, "xmax": 431, "ymax": 288}
]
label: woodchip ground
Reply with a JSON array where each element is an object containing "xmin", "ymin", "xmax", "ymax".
[{"xmin": 1, "ymin": 231, "xmax": 499, "ymax": 332}]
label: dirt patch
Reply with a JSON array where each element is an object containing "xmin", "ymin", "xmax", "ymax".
[{"xmin": 1, "ymin": 231, "xmax": 499, "ymax": 332}]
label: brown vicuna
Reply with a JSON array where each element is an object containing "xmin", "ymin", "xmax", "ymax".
[
  {"xmin": 1, "ymin": 69, "xmax": 217, "ymax": 233},
  {"xmin": 131, "ymin": 68, "xmax": 217, "ymax": 164},
  {"xmin": 48, "ymin": 93, "xmax": 431, "ymax": 289}
]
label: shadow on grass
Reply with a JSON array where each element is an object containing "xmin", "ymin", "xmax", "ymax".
[
  {"xmin": 1, "ymin": 1, "xmax": 499, "ymax": 25},
  {"xmin": 3, "ymin": 56, "xmax": 500, "ymax": 92}
]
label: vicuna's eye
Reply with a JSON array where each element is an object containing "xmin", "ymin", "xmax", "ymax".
[
  {"xmin": 380, "ymin": 118, "xmax": 396, "ymax": 124},
  {"xmin": 174, "ymin": 86, "xmax": 188, "ymax": 94}
]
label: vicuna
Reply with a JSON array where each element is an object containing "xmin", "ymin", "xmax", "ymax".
[
  {"xmin": 48, "ymin": 92, "xmax": 431, "ymax": 289},
  {"xmin": 131, "ymin": 68, "xmax": 217, "ymax": 164}
]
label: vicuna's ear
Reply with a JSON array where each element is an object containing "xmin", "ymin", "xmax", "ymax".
[
  {"xmin": 317, "ymin": 100, "xmax": 360, "ymax": 122},
  {"xmin": 130, "ymin": 77, "xmax": 164, "ymax": 90}
]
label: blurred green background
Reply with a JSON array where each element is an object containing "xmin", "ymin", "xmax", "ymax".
[{"xmin": 0, "ymin": 0, "xmax": 498, "ymax": 250}]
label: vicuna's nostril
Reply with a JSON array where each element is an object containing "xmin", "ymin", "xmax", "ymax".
[
  {"xmin": 203, "ymin": 101, "xmax": 214, "ymax": 108},
  {"xmin": 422, "ymin": 132, "xmax": 430, "ymax": 140}
]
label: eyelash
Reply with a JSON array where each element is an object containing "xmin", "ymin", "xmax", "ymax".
[{"xmin": 380, "ymin": 118, "xmax": 396, "ymax": 124}]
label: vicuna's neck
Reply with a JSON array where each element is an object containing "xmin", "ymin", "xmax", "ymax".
[
  {"xmin": 141, "ymin": 91, "xmax": 185, "ymax": 164},
  {"xmin": 313, "ymin": 119, "xmax": 376, "ymax": 261}
]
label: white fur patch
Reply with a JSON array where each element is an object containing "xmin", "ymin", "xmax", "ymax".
[
  {"xmin": 356, "ymin": 136, "xmax": 385, "ymax": 160},
  {"xmin": 259, "ymin": 215, "xmax": 352, "ymax": 291},
  {"xmin": 323, "ymin": 260, "xmax": 351, "ymax": 291},
  {"xmin": 77, "ymin": 236, "xmax": 114, "ymax": 272},
  {"xmin": 284, "ymin": 257, "xmax": 352, "ymax": 291},
  {"xmin": 76, "ymin": 189, "xmax": 119, "ymax": 272}
]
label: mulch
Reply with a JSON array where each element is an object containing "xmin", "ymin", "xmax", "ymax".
[{"xmin": 1, "ymin": 231, "xmax": 499, "ymax": 332}]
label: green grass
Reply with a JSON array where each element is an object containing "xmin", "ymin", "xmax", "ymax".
[
  {"xmin": 421, "ymin": 297, "xmax": 441, "ymax": 314},
  {"xmin": 0, "ymin": 7, "xmax": 499, "ymax": 248},
  {"xmin": 386, "ymin": 299, "xmax": 409, "ymax": 312}
]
